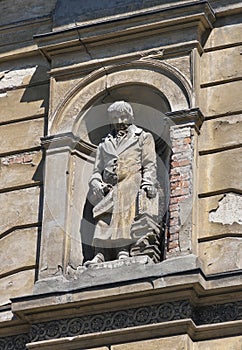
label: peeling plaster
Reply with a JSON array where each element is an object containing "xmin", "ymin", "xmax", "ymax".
[
  {"xmin": 214, "ymin": 115, "xmax": 242, "ymax": 129},
  {"xmin": 209, "ymin": 193, "xmax": 242, "ymax": 225},
  {"xmin": 0, "ymin": 66, "xmax": 37, "ymax": 90}
]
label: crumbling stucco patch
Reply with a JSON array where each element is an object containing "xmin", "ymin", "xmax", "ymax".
[
  {"xmin": 0, "ymin": 66, "xmax": 37, "ymax": 91},
  {"xmin": 209, "ymin": 193, "xmax": 242, "ymax": 225}
]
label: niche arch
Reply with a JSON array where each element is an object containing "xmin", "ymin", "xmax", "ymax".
[
  {"xmin": 49, "ymin": 60, "xmax": 192, "ymax": 135},
  {"xmin": 76, "ymin": 82, "xmax": 173, "ymax": 264}
]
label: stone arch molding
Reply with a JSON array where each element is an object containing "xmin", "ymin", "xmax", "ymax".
[{"xmin": 50, "ymin": 60, "xmax": 192, "ymax": 135}]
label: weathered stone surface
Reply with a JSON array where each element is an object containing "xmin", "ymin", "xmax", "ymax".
[
  {"xmin": 210, "ymin": 0, "xmax": 242, "ymax": 13},
  {"xmin": 34, "ymin": 255, "xmax": 200, "ymax": 294},
  {"xmin": 0, "ymin": 187, "xmax": 40, "ymax": 234},
  {"xmin": 179, "ymin": 196, "xmax": 193, "ymax": 254},
  {"xmin": 200, "ymin": 81, "xmax": 242, "ymax": 117},
  {"xmin": 199, "ymin": 237, "xmax": 242, "ymax": 274},
  {"xmin": 0, "ymin": 84, "xmax": 48, "ymax": 124},
  {"xmin": 201, "ymin": 46, "xmax": 242, "ymax": 85},
  {"xmin": 53, "ymin": 0, "xmax": 199, "ymax": 29},
  {"xmin": 0, "ymin": 270, "xmax": 35, "ymax": 306},
  {"xmin": 0, "ymin": 227, "xmax": 38, "ymax": 277},
  {"xmin": 0, "ymin": 151, "xmax": 43, "ymax": 190},
  {"xmin": 0, "ymin": 119, "xmax": 44, "ymax": 155},
  {"xmin": 198, "ymin": 148, "xmax": 241, "ymax": 194},
  {"xmin": 0, "ymin": 0, "xmax": 57, "ymax": 27},
  {"xmin": 77, "ymin": 256, "xmax": 153, "ymax": 274},
  {"xmin": 197, "ymin": 194, "xmax": 242, "ymax": 239},
  {"xmin": 0, "ymin": 309, "xmax": 13, "ymax": 323},
  {"xmin": 204, "ymin": 22, "xmax": 242, "ymax": 50},
  {"xmin": 198, "ymin": 115, "xmax": 242, "ymax": 152},
  {"xmin": 0, "ymin": 1, "xmax": 241, "ymax": 349},
  {"xmin": 38, "ymin": 147, "xmax": 71, "ymax": 279},
  {"xmin": 48, "ymin": 77, "xmax": 82, "ymax": 118},
  {"xmin": 112, "ymin": 334, "xmax": 192, "ymax": 350},
  {"xmin": 84, "ymin": 348, "xmax": 108, "ymax": 350},
  {"xmin": 51, "ymin": 68, "xmax": 189, "ymax": 134},
  {"xmin": 166, "ymin": 54, "xmax": 191, "ymax": 83},
  {"xmin": 196, "ymin": 335, "xmax": 242, "ymax": 350},
  {"xmin": 0, "ymin": 23, "xmax": 52, "ymax": 55}
]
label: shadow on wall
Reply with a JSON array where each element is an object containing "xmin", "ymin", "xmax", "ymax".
[{"xmin": 22, "ymin": 65, "xmax": 50, "ymax": 281}]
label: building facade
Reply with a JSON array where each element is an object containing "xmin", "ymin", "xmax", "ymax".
[{"xmin": 0, "ymin": 1, "xmax": 242, "ymax": 349}]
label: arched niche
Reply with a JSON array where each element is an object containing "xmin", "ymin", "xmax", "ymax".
[
  {"xmin": 49, "ymin": 60, "xmax": 191, "ymax": 135},
  {"xmin": 38, "ymin": 62, "xmax": 193, "ymax": 279},
  {"xmin": 76, "ymin": 83, "xmax": 171, "ymax": 144},
  {"xmin": 74, "ymin": 83, "xmax": 173, "ymax": 264}
]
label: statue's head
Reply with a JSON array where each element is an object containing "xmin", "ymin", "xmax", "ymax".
[{"xmin": 107, "ymin": 101, "xmax": 134, "ymax": 131}]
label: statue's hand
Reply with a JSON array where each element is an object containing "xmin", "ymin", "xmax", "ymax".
[
  {"xmin": 142, "ymin": 185, "xmax": 157, "ymax": 199},
  {"xmin": 90, "ymin": 180, "xmax": 112, "ymax": 200},
  {"xmin": 90, "ymin": 179, "xmax": 105, "ymax": 199}
]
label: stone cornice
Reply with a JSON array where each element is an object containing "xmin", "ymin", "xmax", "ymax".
[
  {"xmin": 3, "ymin": 267, "xmax": 241, "ymax": 349},
  {"xmin": 49, "ymin": 42, "xmax": 201, "ymax": 79},
  {"xmin": 0, "ymin": 15, "xmax": 52, "ymax": 62},
  {"xmin": 40, "ymin": 133, "xmax": 97, "ymax": 161},
  {"xmin": 0, "ymin": 257, "xmax": 241, "ymax": 348},
  {"xmin": 34, "ymin": 1, "xmax": 215, "ymax": 62},
  {"xmin": 40, "ymin": 132, "xmax": 79, "ymax": 151},
  {"xmin": 166, "ymin": 108, "xmax": 204, "ymax": 131},
  {"xmin": 26, "ymin": 319, "xmax": 242, "ymax": 349},
  {"xmin": 10, "ymin": 257, "xmax": 242, "ymax": 323}
]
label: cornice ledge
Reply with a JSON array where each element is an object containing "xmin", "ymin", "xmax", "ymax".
[
  {"xmin": 41, "ymin": 133, "xmax": 97, "ymax": 159},
  {"xmin": 49, "ymin": 41, "xmax": 202, "ymax": 79},
  {"xmin": 165, "ymin": 108, "xmax": 204, "ymax": 131},
  {"xmin": 34, "ymin": 1, "xmax": 215, "ymax": 61},
  {"xmin": 10, "ymin": 256, "xmax": 242, "ymax": 322},
  {"xmin": 41, "ymin": 132, "xmax": 79, "ymax": 151},
  {"xmin": 214, "ymin": 1, "xmax": 242, "ymax": 17},
  {"xmin": 25, "ymin": 320, "xmax": 242, "ymax": 350}
]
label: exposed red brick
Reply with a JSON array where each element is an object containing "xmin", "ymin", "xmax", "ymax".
[
  {"xmin": 168, "ymin": 241, "xmax": 179, "ymax": 249},
  {"xmin": 170, "ymin": 175, "xmax": 182, "ymax": 182},
  {"xmin": 169, "ymin": 233, "xmax": 179, "ymax": 241},
  {"xmin": 23, "ymin": 154, "xmax": 33, "ymax": 163},
  {"xmin": 170, "ymin": 217, "xmax": 179, "ymax": 226},
  {"xmin": 169, "ymin": 225, "xmax": 180, "ymax": 234},
  {"xmin": 171, "ymin": 187, "xmax": 190, "ymax": 196},
  {"xmin": 169, "ymin": 197, "xmax": 180, "ymax": 204},
  {"xmin": 169, "ymin": 203, "xmax": 179, "ymax": 212},
  {"xmin": 171, "ymin": 159, "xmax": 190, "ymax": 167},
  {"xmin": 170, "ymin": 212, "xmax": 179, "ymax": 220}
]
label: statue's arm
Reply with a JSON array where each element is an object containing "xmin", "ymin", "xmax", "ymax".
[
  {"xmin": 89, "ymin": 145, "xmax": 105, "ymax": 198},
  {"xmin": 141, "ymin": 132, "xmax": 157, "ymax": 198}
]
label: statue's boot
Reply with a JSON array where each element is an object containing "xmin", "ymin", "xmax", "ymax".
[
  {"xmin": 84, "ymin": 253, "xmax": 105, "ymax": 267},
  {"xmin": 117, "ymin": 250, "xmax": 129, "ymax": 260}
]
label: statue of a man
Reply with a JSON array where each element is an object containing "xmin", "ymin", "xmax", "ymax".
[{"xmin": 86, "ymin": 101, "xmax": 158, "ymax": 265}]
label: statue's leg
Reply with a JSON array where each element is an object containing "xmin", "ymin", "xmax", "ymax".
[{"xmin": 83, "ymin": 247, "xmax": 105, "ymax": 267}]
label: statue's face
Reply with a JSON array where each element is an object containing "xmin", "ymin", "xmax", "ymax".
[{"xmin": 110, "ymin": 113, "xmax": 132, "ymax": 131}]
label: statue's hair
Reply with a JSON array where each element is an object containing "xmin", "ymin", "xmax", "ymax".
[{"xmin": 107, "ymin": 101, "xmax": 134, "ymax": 120}]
